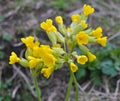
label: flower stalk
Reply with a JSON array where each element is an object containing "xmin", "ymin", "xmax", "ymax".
[{"xmin": 31, "ymin": 69, "xmax": 42, "ymax": 101}]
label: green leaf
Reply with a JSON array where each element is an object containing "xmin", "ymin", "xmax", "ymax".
[
  {"xmin": 100, "ymin": 61, "xmax": 117, "ymax": 77},
  {"xmin": 90, "ymin": 70, "xmax": 102, "ymax": 86},
  {"xmin": 0, "ymin": 97, "xmax": 3, "ymax": 101},
  {"xmin": 0, "ymin": 16, "xmax": 4, "ymax": 22},
  {"xmin": 3, "ymin": 94, "xmax": 11, "ymax": 101},
  {"xmin": 75, "ymin": 64, "xmax": 86, "ymax": 80},
  {"xmin": 115, "ymin": 60, "xmax": 120, "ymax": 71},
  {"xmin": 0, "ymin": 51, "xmax": 4, "ymax": 59},
  {"xmin": 87, "ymin": 59, "xmax": 100, "ymax": 70},
  {"xmin": 2, "ymin": 33, "xmax": 12, "ymax": 41}
]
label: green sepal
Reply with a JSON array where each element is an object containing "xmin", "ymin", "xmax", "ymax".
[
  {"xmin": 89, "ymin": 36, "xmax": 96, "ymax": 43},
  {"xmin": 47, "ymin": 32, "xmax": 57, "ymax": 45},
  {"xmin": 19, "ymin": 58, "xmax": 29, "ymax": 68},
  {"xmin": 79, "ymin": 44, "xmax": 89, "ymax": 53},
  {"xmin": 55, "ymin": 32, "xmax": 65, "ymax": 43},
  {"xmin": 25, "ymin": 48, "xmax": 33, "ymax": 59},
  {"xmin": 54, "ymin": 58, "xmax": 65, "ymax": 70},
  {"xmin": 58, "ymin": 24, "xmax": 66, "ymax": 36},
  {"xmin": 71, "ymin": 23, "xmax": 83, "ymax": 35},
  {"xmin": 84, "ymin": 28, "xmax": 93, "ymax": 34},
  {"xmin": 52, "ymin": 47, "xmax": 65, "ymax": 57}
]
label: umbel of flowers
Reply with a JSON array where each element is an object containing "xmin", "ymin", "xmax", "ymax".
[{"xmin": 9, "ymin": 4, "xmax": 107, "ymax": 101}]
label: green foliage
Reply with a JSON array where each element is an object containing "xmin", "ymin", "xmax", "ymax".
[
  {"xmin": 75, "ymin": 43, "xmax": 120, "ymax": 85},
  {"xmin": 0, "ymin": 79, "xmax": 12, "ymax": 101},
  {"xmin": 75, "ymin": 64, "xmax": 86, "ymax": 80},
  {"xmin": 53, "ymin": 0, "xmax": 69, "ymax": 9},
  {"xmin": 0, "ymin": 16, "xmax": 4, "ymax": 22},
  {"xmin": 51, "ymin": 0, "xmax": 74, "ymax": 10},
  {"xmin": 0, "ymin": 51, "xmax": 4, "ymax": 59},
  {"xmin": 90, "ymin": 70, "xmax": 102, "ymax": 86},
  {"xmin": 0, "ymin": 79, "xmax": 34, "ymax": 101},
  {"xmin": 2, "ymin": 33, "xmax": 12, "ymax": 42},
  {"xmin": 100, "ymin": 60, "xmax": 117, "ymax": 77}
]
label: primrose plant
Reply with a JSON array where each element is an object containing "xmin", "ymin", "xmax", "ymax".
[{"xmin": 9, "ymin": 4, "xmax": 107, "ymax": 101}]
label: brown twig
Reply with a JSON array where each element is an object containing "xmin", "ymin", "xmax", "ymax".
[{"xmin": 12, "ymin": 64, "xmax": 37, "ymax": 97}]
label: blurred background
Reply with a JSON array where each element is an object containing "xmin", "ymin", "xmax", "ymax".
[{"xmin": 0, "ymin": 0, "xmax": 120, "ymax": 101}]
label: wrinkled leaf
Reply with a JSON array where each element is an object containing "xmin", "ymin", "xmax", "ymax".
[
  {"xmin": 0, "ymin": 16, "xmax": 4, "ymax": 22},
  {"xmin": 0, "ymin": 51, "xmax": 4, "ymax": 59},
  {"xmin": 101, "ymin": 61, "xmax": 117, "ymax": 77},
  {"xmin": 75, "ymin": 64, "xmax": 86, "ymax": 80},
  {"xmin": 2, "ymin": 33, "xmax": 12, "ymax": 41},
  {"xmin": 90, "ymin": 70, "xmax": 102, "ymax": 86}
]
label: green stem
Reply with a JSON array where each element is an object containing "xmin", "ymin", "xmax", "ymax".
[
  {"xmin": 71, "ymin": 72, "xmax": 79, "ymax": 101},
  {"xmin": 65, "ymin": 71, "xmax": 73, "ymax": 101},
  {"xmin": 31, "ymin": 70, "xmax": 42, "ymax": 101}
]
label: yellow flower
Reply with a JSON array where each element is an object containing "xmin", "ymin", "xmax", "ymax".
[
  {"xmin": 80, "ymin": 20, "xmax": 88, "ymax": 29},
  {"xmin": 70, "ymin": 62, "xmax": 78, "ymax": 73},
  {"xmin": 32, "ymin": 46, "xmax": 41, "ymax": 58},
  {"xmin": 28, "ymin": 56, "xmax": 41, "ymax": 69},
  {"xmin": 42, "ymin": 54, "xmax": 57, "ymax": 67},
  {"xmin": 77, "ymin": 55, "xmax": 88, "ymax": 65},
  {"xmin": 87, "ymin": 52, "xmax": 96, "ymax": 62},
  {"xmin": 97, "ymin": 37, "xmax": 107, "ymax": 47},
  {"xmin": 34, "ymin": 41, "xmax": 40, "ymax": 47},
  {"xmin": 55, "ymin": 16, "xmax": 63, "ymax": 24},
  {"xmin": 21, "ymin": 36, "xmax": 34, "ymax": 48},
  {"xmin": 39, "ymin": 45, "xmax": 53, "ymax": 57},
  {"xmin": 41, "ymin": 67, "xmax": 54, "ymax": 78},
  {"xmin": 71, "ymin": 14, "xmax": 80, "ymax": 22},
  {"xmin": 66, "ymin": 27, "xmax": 71, "ymax": 32},
  {"xmin": 76, "ymin": 31, "xmax": 89, "ymax": 45},
  {"xmin": 9, "ymin": 52, "xmax": 20, "ymax": 64},
  {"xmin": 83, "ymin": 4, "xmax": 95, "ymax": 16},
  {"xmin": 40, "ymin": 19, "xmax": 57, "ymax": 33},
  {"xmin": 92, "ymin": 27, "xmax": 103, "ymax": 38}
]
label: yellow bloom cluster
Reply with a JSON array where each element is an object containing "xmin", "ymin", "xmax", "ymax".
[
  {"xmin": 9, "ymin": 4, "xmax": 107, "ymax": 77},
  {"xmin": 9, "ymin": 36, "xmax": 59, "ymax": 78}
]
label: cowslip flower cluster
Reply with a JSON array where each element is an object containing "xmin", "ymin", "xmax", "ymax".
[{"xmin": 9, "ymin": 4, "xmax": 107, "ymax": 79}]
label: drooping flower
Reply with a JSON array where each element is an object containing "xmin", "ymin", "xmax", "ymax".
[
  {"xmin": 97, "ymin": 37, "xmax": 107, "ymax": 47},
  {"xmin": 38, "ymin": 45, "xmax": 53, "ymax": 57},
  {"xmin": 42, "ymin": 54, "xmax": 57, "ymax": 67},
  {"xmin": 32, "ymin": 46, "xmax": 41, "ymax": 58},
  {"xmin": 66, "ymin": 27, "xmax": 71, "ymax": 32},
  {"xmin": 83, "ymin": 4, "xmax": 95, "ymax": 16},
  {"xmin": 92, "ymin": 27, "xmax": 103, "ymax": 38},
  {"xmin": 21, "ymin": 36, "xmax": 34, "ymax": 48},
  {"xmin": 71, "ymin": 14, "xmax": 80, "ymax": 22},
  {"xmin": 40, "ymin": 19, "xmax": 57, "ymax": 33},
  {"xmin": 76, "ymin": 31, "xmax": 89, "ymax": 45},
  {"xmin": 9, "ymin": 52, "xmax": 20, "ymax": 64},
  {"xmin": 87, "ymin": 52, "xmax": 96, "ymax": 62},
  {"xmin": 80, "ymin": 20, "xmax": 88, "ymax": 29},
  {"xmin": 55, "ymin": 16, "xmax": 63, "ymax": 24},
  {"xmin": 41, "ymin": 67, "xmax": 54, "ymax": 78},
  {"xmin": 70, "ymin": 62, "xmax": 78, "ymax": 73},
  {"xmin": 77, "ymin": 55, "xmax": 88, "ymax": 65},
  {"xmin": 28, "ymin": 56, "xmax": 41, "ymax": 69}
]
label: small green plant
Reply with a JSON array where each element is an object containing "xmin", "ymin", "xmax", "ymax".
[
  {"xmin": 0, "ymin": 33, "xmax": 12, "ymax": 59},
  {"xmin": 9, "ymin": 4, "xmax": 107, "ymax": 101},
  {"xmin": 75, "ymin": 43, "xmax": 120, "ymax": 85},
  {"xmin": 0, "ymin": 79, "xmax": 12, "ymax": 101}
]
